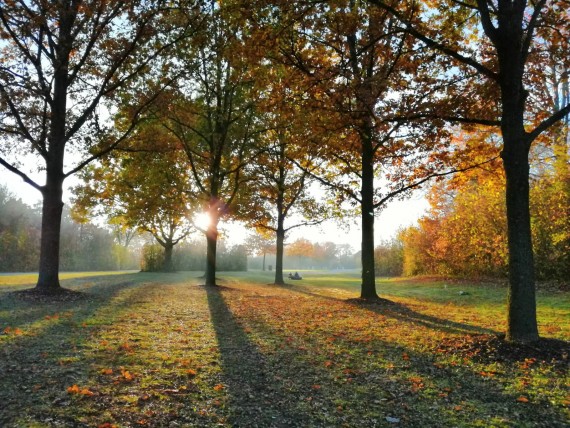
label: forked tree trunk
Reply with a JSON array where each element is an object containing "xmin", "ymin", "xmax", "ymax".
[
  {"xmin": 498, "ymin": 29, "xmax": 539, "ymax": 342},
  {"xmin": 35, "ymin": 60, "xmax": 68, "ymax": 294}
]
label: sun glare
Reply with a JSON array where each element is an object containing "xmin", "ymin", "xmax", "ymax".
[{"xmin": 194, "ymin": 212, "xmax": 211, "ymax": 230}]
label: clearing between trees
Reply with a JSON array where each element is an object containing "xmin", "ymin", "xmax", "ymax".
[{"xmin": 0, "ymin": 271, "xmax": 568, "ymax": 427}]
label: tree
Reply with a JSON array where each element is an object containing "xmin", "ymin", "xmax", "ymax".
[
  {"xmin": 254, "ymin": 0, "xmax": 456, "ymax": 299},
  {"xmin": 247, "ymin": 130, "xmax": 328, "ymax": 284},
  {"xmin": 369, "ymin": 0, "xmax": 570, "ymax": 342},
  {"xmin": 245, "ymin": 232, "xmax": 275, "ymax": 272},
  {"xmin": 160, "ymin": 1, "xmax": 263, "ymax": 286},
  {"xmin": 72, "ymin": 124, "xmax": 195, "ymax": 272},
  {"xmin": 0, "ymin": 0, "xmax": 199, "ymax": 293}
]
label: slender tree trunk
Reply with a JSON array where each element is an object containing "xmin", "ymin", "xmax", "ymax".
[
  {"xmin": 274, "ymin": 211, "xmax": 286, "ymax": 285},
  {"xmin": 162, "ymin": 243, "xmax": 174, "ymax": 272},
  {"xmin": 360, "ymin": 134, "xmax": 378, "ymax": 299},
  {"xmin": 205, "ymin": 210, "xmax": 219, "ymax": 287},
  {"xmin": 262, "ymin": 252, "xmax": 266, "ymax": 271},
  {"xmin": 35, "ymin": 174, "xmax": 64, "ymax": 293}
]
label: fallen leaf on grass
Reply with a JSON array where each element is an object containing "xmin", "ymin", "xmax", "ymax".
[
  {"xmin": 3, "ymin": 327, "xmax": 24, "ymax": 335},
  {"xmin": 517, "ymin": 396, "xmax": 529, "ymax": 403},
  {"xmin": 67, "ymin": 384, "xmax": 95, "ymax": 396},
  {"xmin": 213, "ymin": 383, "xmax": 225, "ymax": 391}
]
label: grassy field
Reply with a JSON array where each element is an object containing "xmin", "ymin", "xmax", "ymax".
[{"xmin": 0, "ymin": 270, "xmax": 568, "ymax": 427}]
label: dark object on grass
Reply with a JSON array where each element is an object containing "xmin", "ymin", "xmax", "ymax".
[{"xmin": 288, "ymin": 272, "xmax": 302, "ymax": 280}]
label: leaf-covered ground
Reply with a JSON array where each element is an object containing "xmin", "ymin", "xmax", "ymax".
[{"xmin": 0, "ymin": 271, "xmax": 568, "ymax": 427}]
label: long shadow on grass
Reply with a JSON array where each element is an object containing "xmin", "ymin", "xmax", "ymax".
[
  {"xmin": 206, "ymin": 285, "xmax": 322, "ymax": 427},
  {"xmin": 283, "ymin": 284, "xmax": 499, "ymax": 336},
  {"xmin": 0, "ymin": 274, "xmax": 166, "ymax": 426},
  {"xmin": 238, "ymin": 284, "xmax": 568, "ymax": 427}
]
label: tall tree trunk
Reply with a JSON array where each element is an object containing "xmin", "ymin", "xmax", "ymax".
[
  {"xmin": 360, "ymin": 135, "xmax": 378, "ymax": 299},
  {"xmin": 497, "ymin": 27, "xmax": 539, "ymax": 342},
  {"xmin": 274, "ymin": 192, "xmax": 286, "ymax": 285},
  {"xmin": 205, "ymin": 211, "xmax": 219, "ymax": 287},
  {"xmin": 36, "ymin": 174, "xmax": 64, "ymax": 293},
  {"xmin": 262, "ymin": 252, "xmax": 266, "ymax": 271},
  {"xmin": 162, "ymin": 242, "xmax": 174, "ymax": 272},
  {"xmin": 35, "ymin": 46, "xmax": 68, "ymax": 293}
]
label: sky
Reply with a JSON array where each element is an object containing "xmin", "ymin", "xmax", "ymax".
[{"xmin": 1, "ymin": 167, "xmax": 430, "ymax": 252}]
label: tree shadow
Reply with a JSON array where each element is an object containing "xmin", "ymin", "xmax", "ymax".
[
  {"xmin": 0, "ymin": 273, "xmax": 143, "ymax": 330},
  {"xmin": 0, "ymin": 274, "xmax": 171, "ymax": 426},
  {"xmin": 217, "ymin": 283, "xmax": 568, "ymax": 427},
  {"xmin": 205, "ymin": 285, "xmax": 318, "ymax": 427},
  {"xmin": 282, "ymin": 283, "xmax": 499, "ymax": 336}
]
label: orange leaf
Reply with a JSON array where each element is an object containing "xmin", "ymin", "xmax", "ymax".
[
  {"xmin": 101, "ymin": 368, "xmax": 113, "ymax": 375},
  {"xmin": 80, "ymin": 388, "xmax": 95, "ymax": 396},
  {"xmin": 67, "ymin": 384, "xmax": 80, "ymax": 394},
  {"xmin": 213, "ymin": 384, "xmax": 224, "ymax": 391},
  {"xmin": 121, "ymin": 369, "xmax": 134, "ymax": 381},
  {"xmin": 517, "ymin": 396, "xmax": 529, "ymax": 403},
  {"xmin": 185, "ymin": 369, "xmax": 197, "ymax": 376}
]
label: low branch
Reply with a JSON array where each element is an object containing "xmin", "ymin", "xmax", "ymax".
[
  {"xmin": 0, "ymin": 157, "xmax": 43, "ymax": 192},
  {"xmin": 527, "ymin": 102, "xmax": 570, "ymax": 143}
]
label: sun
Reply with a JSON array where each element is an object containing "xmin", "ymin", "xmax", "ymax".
[{"xmin": 193, "ymin": 212, "xmax": 211, "ymax": 230}]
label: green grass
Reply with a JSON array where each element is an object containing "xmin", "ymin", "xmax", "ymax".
[
  {"xmin": 0, "ymin": 270, "xmax": 568, "ymax": 427},
  {"xmin": 0, "ymin": 271, "xmax": 139, "ymax": 287}
]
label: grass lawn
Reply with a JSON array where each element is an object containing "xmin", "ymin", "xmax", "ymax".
[{"xmin": 0, "ymin": 270, "xmax": 567, "ymax": 427}]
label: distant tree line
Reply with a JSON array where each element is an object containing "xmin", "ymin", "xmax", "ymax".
[
  {"xmin": 248, "ymin": 239, "xmax": 359, "ymax": 271},
  {"xmin": 0, "ymin": 186, "xmax": 141, "ymax": 272},
  {"xmin": 141, "ymin": 241, "xmax": 247, "ymax": 272}
]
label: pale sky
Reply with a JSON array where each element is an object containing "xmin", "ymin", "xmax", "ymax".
[{"xmin": 1, "ymin": 167, "xmax": 429, "ymax": 251}]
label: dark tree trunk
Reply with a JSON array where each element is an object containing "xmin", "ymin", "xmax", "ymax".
[
  {"xmin": 162, "ymin": 243, "xmax": 175, "ymax": 272},
  {"xmin": 35, "ymin": 174, "xmax": 64, "ymax": 293},
  {"xmin": 205, "ymin": 212, "xmax": 219, "ymax": 287},
  {"xmin": 35, "ymin": 43, "xmax": 68, "ymax": 293},
  {"xmin": 496, "ymin": 20, "xmax": 539, "ymax": 342},
  {"xmin": 274, "ymin": 211, "xmax": 286, "ymax": 285},
  {"xmin": 274, "ymin": 187, "xmax": 286, "ymax": 285},
  {"xmin": 503, "ymin": 146, "xmax": 538, "ymax": 342},
  {"xmin": 262, "ymin": 252, "xmax": 266, "ymax": 271},
  {"xmin": 360, "ymin": 134, "xmax": 378, "ymax": 299}
]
